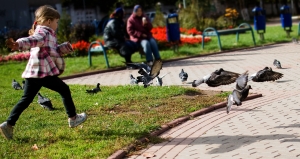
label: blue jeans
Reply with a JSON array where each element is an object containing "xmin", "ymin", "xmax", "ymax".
[{"xmin": 140, "ymin": 38, "xmax": 161, "ymax": 62}]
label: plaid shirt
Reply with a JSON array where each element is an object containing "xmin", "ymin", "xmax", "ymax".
[{"xmin": 16, "ymin": 25, "xmax": 73, "ymax": 78}]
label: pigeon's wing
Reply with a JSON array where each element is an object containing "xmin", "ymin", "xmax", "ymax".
[
  {"xmin": 256, "ymin": 70, "xmax": 283, "ymax": 82},
  {"xmin": 236, "ymin": 71, "xmax": 248, "ymax": 90},
  {"xmin": 232, "ymin": 90, "xmax": 242, "ymax": 106},
  {"xmin": 126, "ymin": 63, "xmax": 149, "ymax": 71},
  {"xmin": 227, "ymin": 94, "xmax": 234, "ymax": 114},
  {"xmin": 207, "ymin": 70, "xmax": 240, "ymax": 87},
  {"xmin": 149, "ymin": 60, "xmax": 163, "ymax": 78},
  {"xmin": 138, "ymin": 68, "xmax": 149, "ymax": 76}
]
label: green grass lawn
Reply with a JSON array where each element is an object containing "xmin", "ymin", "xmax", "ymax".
[{"xmin": 0, "ymin": 60, "xmax": 228, "ymax": 158}]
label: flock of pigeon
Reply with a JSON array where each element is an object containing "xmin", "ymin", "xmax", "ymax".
[
  {"xmin": 12, "ymin": 79, "xmax": 54, "ymax": 111},
  {"xmin": 11, "ymin": 57, "xmax": 283, "ymax": 113},
  {"xmin": 126, "ymin": 59, "xmax": 284, "ymax": 114}
]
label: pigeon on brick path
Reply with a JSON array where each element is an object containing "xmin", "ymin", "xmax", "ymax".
[
  {"xmin": 179, "ymin": 69, "xmax": 188, "ymax": 83},
  {"xmin": 37, "ymin": 93, "xmax": 54, "ymax": 111},
  {"xmin": 226, "ymin": 85, "xmax": 252, "ymax": 114},
  {"xmin": 192, "ymin": 68, "xmax": 240, "ymax": 87},
  {"xmin": 155, "ymin": 72, "xmax": 170, "ymax": 86},
  {"xmin": 273, "ymin": 59, "xmax": 282, "ymax": 69},
  {"xmin": 236, "ymin": 71, "xmax": 249, "ymax": 90},
  {"xmin": 86, "ymin": 83, "xmax": 101, "ymax": 94},
  {"xmin": 249, "ymin": 67, "xmax": 283, "ymax": 82},
  {"xmin": 12, "ymin": 79, "xmax": 22, "ymax": 90},
  {"xmin": 136, "ymin": 60, "xmax": 163, "ymax": 88},
  {"xmin": 129, "ymin": 74, "xmax": 139, "ymax": 85}
]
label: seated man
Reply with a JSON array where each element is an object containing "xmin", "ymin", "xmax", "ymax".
[{"xmin": 104, "ymin": 8, "xmax": 139, "ymax": 69}]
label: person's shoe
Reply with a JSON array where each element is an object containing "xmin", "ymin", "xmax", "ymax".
[
  {"xmin": 68, "ymin": 113, "xmax": 87, "ymax": 128},
  {"xmin": 0, "ymin": 122, "xmax": 13, "ymax": 140}
]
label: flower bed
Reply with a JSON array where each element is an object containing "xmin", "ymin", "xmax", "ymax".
[
  {"xmin": 151, "ymin": 27, "xmax": 211, "ymax": 46},
  {"xmin": 0, "ymin": 27, "xmax": 210, "ymax": 63}
]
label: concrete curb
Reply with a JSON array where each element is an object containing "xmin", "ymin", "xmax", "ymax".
[
  {"xmin": 60, "ymin": 42, "xmax": 289, "ymax": 81},
  {"xmin": 107, "ymin": 93, "xmax": 263, "ymax": 159}
]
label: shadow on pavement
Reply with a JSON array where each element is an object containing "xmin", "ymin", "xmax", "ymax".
[{"xmin": 163, "ymin": 59, "xmax": 244, "ymax": 67}]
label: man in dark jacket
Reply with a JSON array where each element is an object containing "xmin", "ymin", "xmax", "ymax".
[{"xmin": 104, "ymin": 8, "xmax": 138, "ymax": 66}]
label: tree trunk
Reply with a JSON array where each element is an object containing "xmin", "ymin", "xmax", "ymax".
[
  {"xmin": 271, "ymin": 0, "xmax": 275, "ymax": 16},
  {"xmin": 294, "ymin": 0, "xmax": 300, "ymax": 14},
  {"xmin": 275, "ymin": 0, "xmax": 280, "ymax": 15}
]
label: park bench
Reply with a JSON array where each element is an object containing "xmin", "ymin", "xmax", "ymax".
[
  {"xmin": 202, "ymin": 23, "xmax": 256, "ymax": 51},
  {"xmin": 87, "ymin": 41, "xmax": 144, "ymax": 68}
]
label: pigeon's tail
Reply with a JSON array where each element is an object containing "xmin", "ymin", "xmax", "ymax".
[{"xmin": 192, "ymin": 79, "xmax": 203, "ymax": 87}]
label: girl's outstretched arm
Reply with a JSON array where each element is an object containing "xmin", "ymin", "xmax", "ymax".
[
  {"xmin": 16, "ymin": 30, "xmax": 46, "ymax": 51},
  {"xmin": 57, "ymin": 42, "xmax": 73, "ymax": 55}
]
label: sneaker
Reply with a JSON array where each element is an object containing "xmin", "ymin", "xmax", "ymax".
[
  {"xmin": 0, "ymin": 122, "xmax": 13, "ymax": 140},
  {"xmin": 68, "ymin": 113, "xmax": 87, "ymax": 128}
]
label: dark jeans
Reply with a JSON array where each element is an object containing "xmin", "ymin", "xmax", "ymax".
[
  {"xmin": 7, "ymin": 76, "xmax": 77, "ymax": 126},
  {"xmin": 119, "ymin": 40, "xmax": 139, "ymax": 63}
]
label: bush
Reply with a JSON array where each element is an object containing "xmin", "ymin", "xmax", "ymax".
[
  {"xmin": 216, "ymin": 15, "xmax": 227, "ymax": 29},
  {"xmin": 202, "ymin": 18, "xmax": 216, "ymax": 30},
  {"xmin": 57, "ymin": 11, "xmax": 72, "ymax": 43},
  {"xmin": 70, "ymin": 23, "xmax": 95, "ymax": 42},
  {"xmin": 0, "ymin": 29, "xmax": 29, "ymax": 55},
  {"xmin": 152, "ymin": 5, "xmax": 166, "ymax": 27}
]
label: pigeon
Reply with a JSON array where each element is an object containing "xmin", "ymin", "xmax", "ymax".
[
  {"xmin": 249, "ymin": 67, "xmax": 283, "ymax": 82},
  {"xmin": 179, "ymin": 69, "xmax": 188, "ymax": 83},
  {"xmin": 192, "ymin": 68, "xmax": 240, "ymax": 87},
  {"xmin": 273, "ymin": 59, "xmax": 282, "ymax": 69},
  {"xmin": 126, "ymin": 62, "xmax": 151, "ymax": 73},
  {"xmin": 129, "ymin": 74, "xmax": 139, "ymax": 85},
  {"xmin": 292, "ymin": 37, "xmax": 299, "ymax": 44},
  {"xmin": 226, "ymin": 90, "xmax": 242, "ymax": 114},
  {"xmin": 136, "ymin": 60, "xmax": 163, "ymax": 88},
  {"xmin": 12, "ymin": 79, "xmax": 22, "ymax": 90},
  {"xmin": 155, "ymin": 72, "xmax": 170, "ymax": 86},
  {"xmin": 236, "ymin": 71, "xmax": 249, "ymax": 90},
  {"xmin": 37, "ymin": 93, "xmax": 54, "ymax": 111},
  {"xmin": 86, "ymin": 83, "xmax": 101, "ymax": 94},
  {"xmin": 22, "ymin": 80, "xmax": 25, "ymax": 89}
]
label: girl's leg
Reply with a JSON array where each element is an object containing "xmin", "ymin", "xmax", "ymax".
[
  {"xmin": 7, "ymin": 78, "xmax": 42, "ymax": 126},
  {"xmin": 140, "ymin": 40, "xmax": 153, "ymax": 62},
  {"xmin": 149, "ymin": 38, "xmax": 161, "ymax": 60},
  {"xmin": 42, "ymin": 76, "xmax": 77, "ymax": 118}
]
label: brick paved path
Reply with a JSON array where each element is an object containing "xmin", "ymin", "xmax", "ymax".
[{"xmin": 64, "ymin": 43, "xmax": 300, "ymax": 159}]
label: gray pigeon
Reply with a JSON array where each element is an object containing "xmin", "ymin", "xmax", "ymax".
[
  {"xmin": 236, "ymin": 71, "xmax": 249, "ymax": 90},
  {"xmin": 249, "ymin": 67, "xmax": 283, "ymax": 82},
  {"xmin": 126, "ymin": 62, "xmax": 151, "ymax": 73},
  {"xmin": 129, "ymin": 74, "xmax": 139, "ymax": 85},
  {"xmin": 226, "ymin": 90, "xmax": 242, "ymax": 114},
  {"xmin": 136, "ymin": 60, "xmax": 163, "ymax": 88},
  {"xmin": 12, "ymin": 79, "xmax": 22, "ymax": 90},
  {"xmin": 192, "ymin": 68, "xmax": 240, "ymax": 87},
  {"xmin": 155, "ymin": 72, "xmax": 170, "ymax": 86},
  {"xmin": 179, "ymin": 69, "xmax": 188, "ymax": 82},
  {"xmin": 37, "ymin": 92, "xmax": 54, "ymax": 111},
  {"xmin": 273, "ymin": 59, "xmax": 282, "ymax": 69},
  {"xmin": 292, "ymin": 37, "xmax": 299, "ymax": 44},
  {"xmin": 86, "ymin": 83, "xmax": 101, "ymax": 94}
]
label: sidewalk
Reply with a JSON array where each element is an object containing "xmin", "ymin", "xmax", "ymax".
[{"xmin": 64, "ymin": 43, "xmax": 300, "ymax": 158}]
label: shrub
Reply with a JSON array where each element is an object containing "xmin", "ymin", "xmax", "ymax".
[
  {"xmin": 57, "ymin": 11, "xmax": 72, "ymax": 43},
  {"xmin": 70, "ymin": 23, "xmax": 95, "ymax": 42},
  {"xmin": 216, "ymin": 15, "xmax": 227, "ymax": 29},
  {"xmin": 152, "ymin": 5, "xmax": 166, "ymax": 27},
  {"xmin": 202, "ymin": 18, "xmax": 216, "ymax": 30}
]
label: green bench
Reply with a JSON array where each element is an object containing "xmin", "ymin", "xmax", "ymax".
[
  {"xmin": 87, "ymin": 41, "xmax": 144, "ymax": 68},
  {"xmin": 202, "ymin": 23, "xmax": 256, "ymax": 51}
]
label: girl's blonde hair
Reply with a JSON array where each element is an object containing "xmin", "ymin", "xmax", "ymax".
[{"xmin": 29, "ymin": 5, "xmax": 60, "ymax": 36}]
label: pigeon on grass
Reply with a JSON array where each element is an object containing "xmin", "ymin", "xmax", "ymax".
[
  {"xmin": 37, "ymin": 93, "xmax": 54, "ymax": 111},
  {"xmin": 12, "ymin": 79, "xmax": 22, "ymax": 90},
  {"xmin": 86, "ymin": 83, "xmax": 101, "ymax": 94}
]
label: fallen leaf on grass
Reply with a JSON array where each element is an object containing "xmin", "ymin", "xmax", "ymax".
[
  {"xmin": 143, "ymin": 152, "xmax": 156, "ymax": 158},
  {"xmin": 31, "ymin": 144, "xmax": 39, "ymax": 150}
]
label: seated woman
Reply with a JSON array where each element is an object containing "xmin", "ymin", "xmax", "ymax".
[
  {"xmin": 127, "ymin": 5, "xmax": 161, "ymax": 66},
  {"xmin": 104, "ymin": 8, "xmax": 138, "ymax": 67}
]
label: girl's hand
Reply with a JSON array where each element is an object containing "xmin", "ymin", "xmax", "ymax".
[{"xmin": 5, "ymin": 38, "xmax": 19, "ymax": 51}]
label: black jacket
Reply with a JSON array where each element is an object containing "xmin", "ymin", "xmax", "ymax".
[{"xmin": 103, "ymin": 18, "xmax": 126, "ymax": 49}]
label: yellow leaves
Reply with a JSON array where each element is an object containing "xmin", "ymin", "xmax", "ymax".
[{"xmin": 224, "ymin": 8, "xmax": 239, "ymax": 19}]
